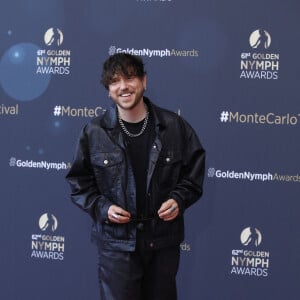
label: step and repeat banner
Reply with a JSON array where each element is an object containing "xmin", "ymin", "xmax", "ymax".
[{"xmin": 1, "ymin": 1, "xmax": 300, "ymax": 299}]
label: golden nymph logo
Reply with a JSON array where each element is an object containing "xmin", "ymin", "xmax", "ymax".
[
  {"xmin": 230, "ymin": 227, "xmax": 270, "ymax": 277},
  {"xmin": 31, "ymin": 213, "xmax": 65, "ymax": 261},
  {"xmin": 36, "ymin": 28, "xmax": 71, "ymax": 75},
  {"xmin": 240, "ymin": 29, "xmax": 279, "ymax": 80}
]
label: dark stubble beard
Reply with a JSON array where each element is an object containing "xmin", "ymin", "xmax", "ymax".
[{"xmin": 116, "ymin": 88, "xmax": 145, "ymax": 111}]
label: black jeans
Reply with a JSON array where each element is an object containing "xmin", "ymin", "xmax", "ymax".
[{"xmin": 97, "ymin": 234, "xmax": 180, "ymax": 300}]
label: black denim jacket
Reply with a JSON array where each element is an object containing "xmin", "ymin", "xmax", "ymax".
[{"xmin": 66, "ymin": 98, "xmax": 205, "ymax": 251}]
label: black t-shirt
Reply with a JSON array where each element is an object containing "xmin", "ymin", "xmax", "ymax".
[{"xmin": 121, "ymin": 113, "xmax": 155, "ymax": 217}]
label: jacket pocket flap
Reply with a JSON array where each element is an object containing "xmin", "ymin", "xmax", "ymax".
[
  {"xmin": 158, "ymin": 150, "xmax": 182, "ymax": 165},
  {"xmin": 91, "ymin": 152, "xmax": 123, "ymax": 167}
]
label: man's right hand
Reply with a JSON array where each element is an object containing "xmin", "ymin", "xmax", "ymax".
[{"xmin": 108, "ymin": 205, "xmax": 131, "ymax": 223}]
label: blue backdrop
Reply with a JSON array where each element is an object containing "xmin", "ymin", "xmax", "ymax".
[{"xmin": 1, "ymin": 1, "xmax": 300, "ymax": 299}]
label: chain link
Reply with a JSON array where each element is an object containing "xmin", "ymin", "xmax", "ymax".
[{"xmin": 118, "ymin": 110, "xmax": 149, "ymax": 138}]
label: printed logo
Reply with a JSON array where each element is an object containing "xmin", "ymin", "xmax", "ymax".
[
  {"xmin": 9, "ymin": 157, "xmax": 17, "ymax": 167},
  {"xmin": 249, "ymin": 29, "xmax": 271, "ymax": 49},
  {"xmin": 208, "ymin": 167, "xmax": 300, "ymax": 184},
  {"xmin": 240, "ymin": 29, "xmax": 279, "ymax": 80},
  {"xmin": 230, "ymin": 227, "xmax": 270, "ymax": 277},
  {"xmin": 207, "ymin": 167, "xmax": 273, "ymax": 182},
  {"xmin": 52, "ymin": 104, "xmax": 178, "ymax": 120},
  {"xmin": 39, "ymin": 213, "xmax": 58, "ymax": 232},
  {"xmin": 108, "ymin": 45, "xmax": 199, "ymax": 58},
  {"xmin": 36, "ymin": 28, "xmax": 71, "ymax": 75},
  {"xmin": 240, "ymin": 227, "xmax": 262, "ymax": 247},
  {"xmin": 9, "ymin": 157, "xmax": 70, "ymax": 171},
  {"xmin": 53, "ymin": 105, "xmax": 106, "ymax": 118},
  {"xmin": 44, "ymin": 28, "xmax": 64, "ymax": 46},
  {"xmin": 219, "ymin": 111, "xmax": 300, "ymax": 126},
  {"xmin": 31, "ymin": 213, "xmax": 65, "ymax": 261}
]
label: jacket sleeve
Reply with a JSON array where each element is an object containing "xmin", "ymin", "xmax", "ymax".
[
  {"xmin": 169, "ymin": 120, "xmax": 205, "ymax": 213},
  {"xmin": 65, "ymin": 126, "xmax": 113, "ymax": 223}
]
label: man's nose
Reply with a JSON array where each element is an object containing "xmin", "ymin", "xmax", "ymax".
[{"xmin": 119, "ymin": 79, "xmax": 128, "ymax": 89}]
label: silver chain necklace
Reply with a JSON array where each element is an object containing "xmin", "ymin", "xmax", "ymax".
[{"xmin": 118, "ymin": 110, "xmax": 149, "ymax": 138}]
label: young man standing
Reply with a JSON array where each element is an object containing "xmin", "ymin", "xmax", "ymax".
[{"xmin": 66, "ymin": 53, "xmax": 205, "ymax": 300}]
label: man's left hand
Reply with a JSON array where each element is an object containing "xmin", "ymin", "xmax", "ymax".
[{"xmin": 158, "ymin": 199, "xmax": 179, "ymax": 221}]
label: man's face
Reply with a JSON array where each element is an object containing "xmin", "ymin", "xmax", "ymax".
[{"xmin": 108, "ymin": 73, "xmax": 146, "ymax": 111}]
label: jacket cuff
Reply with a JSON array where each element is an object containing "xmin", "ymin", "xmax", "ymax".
[
  {"xmin": 169, "ymin": 193, "xmax": 185, "ymax": 216},
  {"xmin": 96, "ymin": 198, "xmax": 114, "ymax": 223}
]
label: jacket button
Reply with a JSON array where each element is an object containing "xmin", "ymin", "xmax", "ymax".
[
  {"xmin": 137, "ymin": 223, "xmax": 144, "ymax": 231},
  {"xmin": 104, "ymin": 159, "xmax": 108, "ymax": 165},
  {"xmin": 166, "ymin": 157, "xmax": 170, "ymax": 162}
]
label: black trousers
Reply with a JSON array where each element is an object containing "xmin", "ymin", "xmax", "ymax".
[{"xmin": 97, "ymin": 236, "xmax": 180, "ymax": 300}]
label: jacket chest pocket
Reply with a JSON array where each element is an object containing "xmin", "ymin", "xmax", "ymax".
[
  {"xmin": 156, "ymin": 150, "xmax": 182, "ymax": 188},
  {"xmin": 91, "ymin": 152, "xmax": 124, "ymax": 190}
]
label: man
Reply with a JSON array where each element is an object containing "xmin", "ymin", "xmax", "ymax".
[{"xmin": 66, "ymin": 53, "xmax": 205, "ymax": 300}]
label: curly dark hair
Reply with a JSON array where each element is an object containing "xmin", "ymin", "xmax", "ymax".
[{"xmin": 101, "ymin": 53, "xmax": 146, "ymax": 89}]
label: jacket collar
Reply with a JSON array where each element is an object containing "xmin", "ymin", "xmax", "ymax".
[{"xmin": 100, "ymin": 103, "xmax": 118, "ymax": 129}]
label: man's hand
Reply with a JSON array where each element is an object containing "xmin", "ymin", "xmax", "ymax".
[
  {"xmin": 158, "ymin": 199, "xmax": 179, "ymax": 221},
  {"xmin": 108, "ymin": 205, "xmax": 131, "ymax": 223}
]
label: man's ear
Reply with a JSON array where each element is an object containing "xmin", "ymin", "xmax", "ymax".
[{"xmin": 143, "ymin": 75, "xmax": 147, "ymax": 90}]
